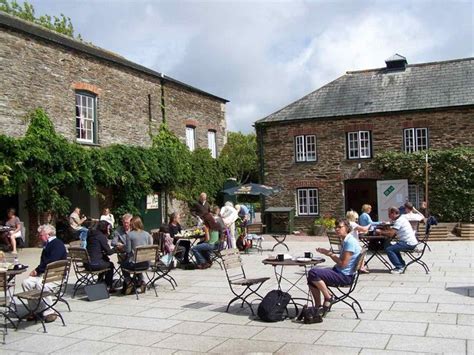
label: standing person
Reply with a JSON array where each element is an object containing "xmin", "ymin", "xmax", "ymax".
[
  {"xmin": 376, "ymin": 206, "xmax": 418, "ymax": 274},
  {"xmin": 418, "ymin": 201, "xmax": 429, "ymax": 218},
  {"xmin": 121, "ymin": 216, "xmax": 153, "ymax": 293},
  {"xmin": 219, "ymin": 202, "xmax": 238, "ymax": 249},
  {"xmin": 307, "ymin": 218, "xmax": 361, "ymax": 316},
  {"xmin": 168, "ymin": 212, "xmax": 190, "ymax": 264},
  {"xmin": 86, "ymin": 220, "xmax": 116, "ymax": 293},
  {"xmin": 191, "ymin": 192, "xmax": 211, "ymax": 224},
  {"xmin": 22, "ymin": 224, "xmax": 67, "ymax": 323},
  {"xmin": 235, "ymin": 204, "xmax": 250, "ymax": 224},
  {"xmin": 69, "ymin": 207, "xmax": 88, "ymax": 248},
  {"xmin": 191, "ymin": 213, "xmax": 221, "ymax": 269},
  {"xmin": 4, "ymin": 208, "xmax": 21, "ymax": 254},
  {"xmin": 100, "ymin": 208, "xmax": 115, "ymax": 228}
]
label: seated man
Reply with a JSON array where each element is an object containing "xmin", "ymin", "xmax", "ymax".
[
  {"xmin": 22, "ymin": 224, "xmax": 67, "ymax": 323},
  {"xmin": 69, "ymin": 207, "xmax": 88, "ymax": 248},
  {"xmin": 375, "ymin": 206, "xmax": 418, "ymax": 274},
  {"xmin": 112, "ymin": 213, "xmax": 132, "ymax": 262},
  {"xmin": 403, "ymin": 201, "xmax": 425, "ymax": 223}
]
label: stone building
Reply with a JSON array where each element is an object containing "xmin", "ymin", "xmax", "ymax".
[
  {"xmin": 0, "ymin": 12, "xmax": 228, "ymax": 240},
  {"xmin": 255, "ymin": 55, "xmax": 474, "ymax": 231}
]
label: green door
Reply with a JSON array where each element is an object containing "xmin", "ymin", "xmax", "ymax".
[{"xmin": 138, "ymin": 192, "xmax": 163, "ymax": 232}]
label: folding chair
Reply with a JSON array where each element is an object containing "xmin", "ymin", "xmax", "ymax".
[
  {"xmin": 220, "ymin": 248, "xmax": 270, "ymax": 316},
  {"xmin": 0, "ymin": 271, "xmax": 19, "ymax": 344},
  {"xmin": 326, "ymin": 231, "xmax": 342, "ymax": 254},
  {"xmin": 122, "ymin": 245, "xmax": 159, "ymax": 300},
  {"xmin": 16, "ymin": 260, "xmax": 70, "ymax": 333},
  {"xmin": 271, "ymin": 234, "xmax": 289, "ymax": 251},
  {"xmin": 147, "ymin": 244, "xmax": 178, "ymax": 291},
  {"xmin": 327, "ymin": 249, "xmax": 367, "ymax": 319},
  {"xmin": 68, "ymin": 247, "xmax": 110, "ymax": 298},
  {"xmin": 402, "ymin": 224, "xmax": 432, "ymax": 274},
  {"xmin": 209, "ymin": 241, "xmax": 225, "ymax": 269},
  {"xmin": 245, "ymin": 223, "xmax": 264, "ymax": 254}
]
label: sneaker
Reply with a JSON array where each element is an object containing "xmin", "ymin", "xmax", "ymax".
[
  {"xmin": 390, "ymin": 268, "xmax": 403, "ymax": 274},
  {"xmin": 44, "ymin": 314, "xmax": 57, "ymax": 323}
]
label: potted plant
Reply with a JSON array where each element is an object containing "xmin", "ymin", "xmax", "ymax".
[{"xmin": 312, "ymin": 216, "xmax": 336, "ymax": 236}]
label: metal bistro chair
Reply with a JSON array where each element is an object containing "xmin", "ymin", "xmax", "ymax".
[
  {"xmin": 220, "ymin": 248, "xmax": 270, "ymax": 316},
  {"xmin": 147, "ymin": 243, "xmax": 178, "ymax": 292},
  {"xmin": 326, "ymin": 230, "xmax": 342, "ymax": 254},
  {"xmin": 327, "ymin": 249, "xmax": 367, "ymax": 319},
  {"xmin": 68, "ymin": 247, "xmax": 110, "ymax": 298},
  {"xmin": 0, "ymin": 271, "xmax": 19, "ymax": 344},
  {"xmin": 245, "ymin": 223, "xmax": 264, "ymax": 254},
  {"xmin": 16, "ymin": 260, "xmax": 70, "ymax": 333},
  {"xmin": 122, "ymin": 245, "xmax": 159, "ymax": 300},
  {"xmin": 403, "ymin": 221, "xmax": 434, "ymax": 274}
]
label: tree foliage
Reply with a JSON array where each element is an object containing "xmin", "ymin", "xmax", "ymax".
[
  {"xmin": 219, "ymin": 132, "xmax": 258, "ymax": 184},
  {"xmin": 373, "ymin": 148, "xmax": 474, "ymax": 222},
  {"xmin": 0, "ymin": 0, "xmax": 81, "ymax": 39}
]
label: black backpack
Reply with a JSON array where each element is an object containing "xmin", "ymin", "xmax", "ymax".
[{"xmin": 257, "ymin": 290, "xmax": 291, "ymax": 322}]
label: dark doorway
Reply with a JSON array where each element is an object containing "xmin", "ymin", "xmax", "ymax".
[
  {"xmin": 0, "ymin": 195, "xmax": 19, "ymax": 223},
  {"xmin": 344, "ymin": 179, "xmax": 378, "ymax": 220}
]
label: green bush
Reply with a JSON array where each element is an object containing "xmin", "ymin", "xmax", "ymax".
[{"xmin": 373, "ymin": 147, "xmax": 474, "ymax": 222}]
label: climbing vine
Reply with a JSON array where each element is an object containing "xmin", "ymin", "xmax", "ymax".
[{"xmin": 373, "ymin": 148, "xmax": 474, "ymax": 222}]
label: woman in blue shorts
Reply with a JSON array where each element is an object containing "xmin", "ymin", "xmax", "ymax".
[{"xmin": 307, "ymin": 218, "xmax": 361, "ymax": 316}]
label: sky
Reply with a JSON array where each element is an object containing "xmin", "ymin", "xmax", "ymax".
[{"xmin": 28, "ymin": 0, "xmax": 473, "ymax": 133}]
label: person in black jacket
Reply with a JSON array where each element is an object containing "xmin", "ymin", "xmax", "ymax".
[
  {"xmin": 191, "ymin": 192, "xmax": 211, "ymax": 223},
  {"xmin": 22, "ymin": 224, "xmax": 67, "ymax": 323},
  {"xmin": 86, "ymin": 220, "xmax": 116, "ymax": 292}
]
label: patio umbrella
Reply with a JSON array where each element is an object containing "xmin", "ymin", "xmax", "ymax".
[{"xmin": 222, "ymin": 183, "xmax": 281, "ymax": 196}]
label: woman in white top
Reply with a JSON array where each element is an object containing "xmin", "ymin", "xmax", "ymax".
[{"xmin": 100, "ymin": 208, "xmax": 115, "ymax": 228}]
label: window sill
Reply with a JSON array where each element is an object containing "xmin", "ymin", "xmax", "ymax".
[
  {"xmin": 76, "ymin": 140, "xmax": 101, "ymax": 147},
  {"xmin": 347, "ymin": 157, "xmax": 372, "ymax": 161},
  {"xmin": 295, "ymin": 160, "xmax": 318, "ymax": 164}
]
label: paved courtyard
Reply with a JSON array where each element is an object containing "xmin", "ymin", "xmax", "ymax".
[{"xmin": 1, "ymin": 237, "xmax": 473, "ymax": 354}]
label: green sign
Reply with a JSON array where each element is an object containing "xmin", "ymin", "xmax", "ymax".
[{"xmin": 384, "ymin": 185, "xmax": 395, "ymax": 196}]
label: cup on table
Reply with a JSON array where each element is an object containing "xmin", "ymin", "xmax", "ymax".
[
  {"xmin": 277, "ymin": 254, "xmax": 284, "ymax": 262},
  {"xmin": 304, "ymin": 251, "xmax": 313, "ymax": 258}
]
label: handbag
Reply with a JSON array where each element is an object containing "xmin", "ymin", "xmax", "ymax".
[{"xmin": 297, "ymin": 305, "xmax": 323, "ymax": 324}]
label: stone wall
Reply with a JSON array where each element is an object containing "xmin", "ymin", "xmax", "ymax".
[
  {"xmin": 259, "ymin": 107, "xmax": 474, "ymax": 230},
  {"xmin": 0, "ymin": 27, "xmax": 226, "ymax": 151}
]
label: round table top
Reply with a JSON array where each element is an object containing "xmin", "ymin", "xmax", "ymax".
[{"xmin": 262, "ymin": 257, "xmax": 325, "ymax": 266}]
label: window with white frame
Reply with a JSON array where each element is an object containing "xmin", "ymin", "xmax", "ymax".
[
  {"xmin": 75, "ymin": 92, "xmax": 97, "ymax": 143},
  {"xmin": 347, "ymin": 131, "xmax": 371, "ymax": 159},
  {"xmin": 208, "ymin": 130, "xmax": 217, "ymax": 158},
  {"xmin": 295, "ymin": 135, "xmax": 317, "ymax": 162},
  {"xmin": 404, "ymin": 128, "xmax": 428, "ymax": 153},
  {"xmin": 186, "ymin": 126, "xmax": 196, "ymax": 151},
  {"xmin": 296, "ymin": 188, "xmax": 319, "ymax": 215}
]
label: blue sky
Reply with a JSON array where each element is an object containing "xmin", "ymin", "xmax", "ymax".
[{"xmin": 28, "ymin": 0, "xmax": 473, "ymax": 133}]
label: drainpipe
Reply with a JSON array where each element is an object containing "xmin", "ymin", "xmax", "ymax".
[
  {"xmin": 256, "ymin": 123, "xmax": 266, "ymax": 218},
  {"xmin": 159, "ymin": 74, "xmax": 168, "ymax": 217}
]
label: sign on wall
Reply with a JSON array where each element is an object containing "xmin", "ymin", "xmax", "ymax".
[{"xmin": 146, "ymin": 194, "xmax": 159, "ymax": 209}]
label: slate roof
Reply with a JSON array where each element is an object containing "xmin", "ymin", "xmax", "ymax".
[
  {"xmin": 257, "ymin": 57, "xmax": 474, "ymax": 124},
  {"xmin": 0, "ymin": 12, "xmax": 228, "ymax": 103}
]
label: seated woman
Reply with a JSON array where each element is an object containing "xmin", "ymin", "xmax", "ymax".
[
  {"xmin": 359, "ymin": 204, "xmax": 374, "ymax": 227},
  {"xmin": 168, "ymin": 213, "xmax": 190, "ymax": 264},
  {"xmin": 191, "ymin": 212, "xmax": 222, "ymax": 269},
  {"xmin": 307, "ymin": 218, "xmax": 361, "ymax": 316},
  {"xmin": 5, "ymin": 208, "xmax": 22, "ymax": 254},
  {"xmin": 86, "ymin": 220, "xmax": 116, "ymax": 293},
  {"xmin": 99, "ymin": 207, "xmax": 115, "ymax": 228},
  {"xmin": 121, "ymin": 216, "xmax": 153, "ymax": 293}
]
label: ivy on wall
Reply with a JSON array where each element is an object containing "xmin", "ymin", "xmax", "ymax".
[
  {"xmin": 373, "ymin": 147, "xmax": 474, "ymax": 222},
  {"xmin": 0, "ymin": 108, "xmax": 238, "ymax": 218}
]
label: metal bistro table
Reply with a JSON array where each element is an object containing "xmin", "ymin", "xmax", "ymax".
[
  {"xmin": 359, "ymin": 234, "xmax": 393, "ymax": 271},
  {"xmin": 262, "ymin": 257, "xmax": 325, "ymax": 317},
  {"xmin": 1, "ymin": 265, "xmax": 29, "ymax": 328}
]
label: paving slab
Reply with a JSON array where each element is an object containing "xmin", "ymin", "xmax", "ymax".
[
  {"xmin": 387, "ymin": 334, "xmax": 466, "ymax": 354},
  {"xmin": 2, "ymin": 240, "xmax": 472, "ymax": 354}
]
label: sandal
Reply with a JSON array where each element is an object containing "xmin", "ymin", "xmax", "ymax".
[{"xmin": 321, "ymin": 297, "xmax": 335, "ymax": 317}]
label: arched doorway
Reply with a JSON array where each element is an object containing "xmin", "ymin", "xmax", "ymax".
[{"xmin": 344, "ymin": 179, "xmax": 378, "ymax": 220}]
